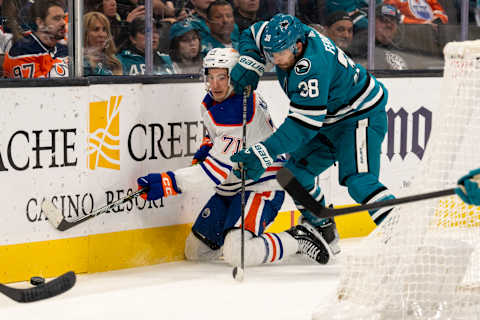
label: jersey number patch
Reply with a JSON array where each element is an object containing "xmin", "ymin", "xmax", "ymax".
[
  {"xmin": 13, "ymin": 63, "xmax": 34, "ymax": 78},
  {"xmin": 298, "ymin": 79, "xmax": 319, "ymax": 98},
  {"xmin": 222, "ymin": 136, "xmax": 242, "ymax": 155}
]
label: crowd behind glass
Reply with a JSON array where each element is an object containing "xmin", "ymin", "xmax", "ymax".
[{"xmin": 0, "ymin": 0, "xmax": 477, "ymax": 79}]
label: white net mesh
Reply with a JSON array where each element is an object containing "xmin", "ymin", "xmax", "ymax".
[{"xmin": 314, "ymin": 40, "xmax": 480, "ymax": 320}]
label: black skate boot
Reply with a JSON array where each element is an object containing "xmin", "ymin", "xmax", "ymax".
[
  {"xmin": 286, "ymin": 224, "xmax": 331, "ymax": 264},
  {"xmin": 300, "ymin": 215, "xmax": 341, "ymax": 255},
  {"xmin": 314, "ymin": 217, "xmax": 341, "ymax": 255}
]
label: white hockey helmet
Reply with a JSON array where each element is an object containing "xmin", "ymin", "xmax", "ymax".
[
  {"xmin": 203, "ymin": 48, "xmax": 240, "ymax": 75},
  {"xmin": 203, "ymin": 48, "xmax": 240, "ymax": 95}
]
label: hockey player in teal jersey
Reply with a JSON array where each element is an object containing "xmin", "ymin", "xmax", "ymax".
[{"xmin": 229, "ymin": 14, "xmax": 396, "ymax": 262}]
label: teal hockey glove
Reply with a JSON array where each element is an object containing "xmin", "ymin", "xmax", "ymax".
[
  {"xmin": 456, "ymin": 168, "xmax": 480, "ymax": 205},
  {"xmin": 230, "ymin": 53, "xmax": 265, "ymax": 95},
  {"xmin": 231, "ymin": 143, "xmax": 274, "ymax": 181}
]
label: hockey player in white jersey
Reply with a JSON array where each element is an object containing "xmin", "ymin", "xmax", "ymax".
[{"xmin": 137, "ymin": 48, "xmax": 332, "ymax": 266}]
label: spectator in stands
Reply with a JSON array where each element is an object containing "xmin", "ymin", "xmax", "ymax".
[
  {"xmin": 189, "ymin": 0, "xmax": 215, "ymax": 39},
  {"xmin": 384, "ymin": 0, "xmax": 448, "ymax": 25},
  {"xmin": 374, "ymin": 5, "xmax": 402, "ymax": 48},
  {"xmin": 88, "ymin": 0, "xmax": 175, "ymax": 23},
  {"xmin": 86, "ymin": 0, "xmax": 145, "ymax": 49},
  {"xmin": 325, "ymin": 0, "xmax": 381, "ymax": 31},
  {"xmin": 233, "ymin": 0, "xmax": 260, "ymax": 33},
  {"xmin": 83, "ymin": 11, "xmax": 123, "ymax": 75},
  {"xmin": 169, "ymin": 18, "xmax": 202, "ymax": 74},
  {"xmin": 3, "ymin": 0, "xmax": 68, "ymax": 78},
  {"xmin": 350, "ymin": 4, "xmax": 408, "ymax": 70},
  {"xmin": 117, "ymin": 17, "xmax": 175, "ymax": 75},
  {"xmin": 0, "ymin": 23, "xmax": 13, "ymax": 76},
  {"xmin": 325, "ymin": 10, "xmax": 354, "ymax": 56},
  {"xmin": 3, "ymin": 0, "xmax": 35, "ymax": 42},
  {"xmin": 200, "ymin": 0, "xmax": 239, "ymax": 56}
]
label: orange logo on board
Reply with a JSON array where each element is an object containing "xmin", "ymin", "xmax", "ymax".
[{"xmin": 87, "ymin": 96, "xmax": 121, "ymax": 170}]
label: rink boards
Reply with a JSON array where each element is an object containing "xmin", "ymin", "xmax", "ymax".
[{"xmin": 0, "ymin": 78, "xmax": 441, "ymax": 282}]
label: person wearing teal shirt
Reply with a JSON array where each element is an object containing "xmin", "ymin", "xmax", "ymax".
[
  {"xmin": 169, "ymin": 18, "xmax": 203, "ymax": 74},
  {"xmin": 198, "ymin": 0, "xmax": 240, "ymax": 56},
  {"xmin": 83, "ymin": 58, "xmax": 116, "ymax": 75},
  {"xmin": 326, "ymin": 0, "xmax": 382, "ymax": 31},
  {"xmin": 116, "ymin": 17, "xmax": 175, "ymax": 75},
  {"xmin": 189, "ymin": 0, "xmax": 214, "ymax": 42},
  {"xmin": 229, "ymin": 14, "xmax": 396, "ymax": 263},
  {"xmin": 83, "ymin": 11, "xmax": 123, "ymax": 75}
]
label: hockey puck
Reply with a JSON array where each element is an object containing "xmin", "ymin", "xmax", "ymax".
[{"xmin": 30, "ymin": 276, "xmax": 45, "ymax": 286}]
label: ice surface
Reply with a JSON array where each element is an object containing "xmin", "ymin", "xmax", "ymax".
[{"xmin": 0, "ymin": 241, "xmax": 357, "ymax": 320}]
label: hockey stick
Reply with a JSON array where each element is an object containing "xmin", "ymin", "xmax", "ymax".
[
  {"xmin": 41, "ymin": 188, "xmax": 148, "ymax": 231},
  {"xmin": 277, "ymin": 167, "xmax": 456, "ymax": 218},
  {"xmin": 232, "ymin": 87, "xmax": 249, "ymax": 282},
  {"xmin": 0, "ymin": 271, "xmax": 76, "ymax": 303}
]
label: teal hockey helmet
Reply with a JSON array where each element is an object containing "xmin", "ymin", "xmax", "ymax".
[{"xmin": 261, "ymin": 14, "xmax": 305, "ymax": 60}]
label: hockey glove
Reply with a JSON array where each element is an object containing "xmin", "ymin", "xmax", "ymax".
[
  {"xmin": 456, "ymin": 168, "xmax": 480, "ymax": 206},
  {"xmin": 230, "ymin": 52, "xmax": 265, "ymax": 95},
  {"xmin": 192, "ymin": 137, "xmax": 213, "ymax": 165},
  {"xmin": 137, "ymin": 172, "xmax": 181, "ymax": 201},
  {"xmin": 230, "ymin": 143, "xmax": 274, "ymax": 181}
]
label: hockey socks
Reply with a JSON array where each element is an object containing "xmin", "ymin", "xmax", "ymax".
[
  {"xmin": 223, "ymin": 230, "xmax": 298, "ymax": 266},
  {"xmin": 294, "ymin": 184, "xmax": 327, "ymax": 227},
  {"xmin": 363, "ymin": 190, "xmax": 396, "ymax": 225},
  {"xmin": 258, "ymin": 232, "xmax": 298, "ymax": 264}
]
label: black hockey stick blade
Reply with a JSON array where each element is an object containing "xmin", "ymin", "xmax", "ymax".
[
  {"xmin": 0, "ymin": 271, "xmax": 76, "ymax": 303},
  {"xmin": 42, "ymin": 187, "xmax": 148, "ymax": 231},
  {"xmin": 276, "ymin": 167, "xmax": 457, "ymax": 218}
]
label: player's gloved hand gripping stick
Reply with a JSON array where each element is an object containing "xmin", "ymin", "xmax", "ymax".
[
  {"xmin": 230, "ymin": 52, "xmax": 265, "ymax": 96},
  {"xmin": 43, "ymin": 171, "xmax": 181, "ymax": 231},
  {"xmin": 137, "ymin": 172, "xmax": 181, "ymax": 201}
]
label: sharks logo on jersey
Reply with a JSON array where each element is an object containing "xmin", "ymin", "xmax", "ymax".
[
  {"xmin": 279, "ymin": 20, "xmax": 290, "ymax": 31},
  {"xmin": 295, "ymin": 58, "xmax": 311, "ymax": 75}
]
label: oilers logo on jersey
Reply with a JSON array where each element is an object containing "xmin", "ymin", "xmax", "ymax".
[{"xmin": 201, "ymin": 207, "xmax": 211, "ymax": 218}]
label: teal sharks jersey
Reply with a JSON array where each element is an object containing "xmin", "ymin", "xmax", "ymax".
[
  {"xmin": 237, "ymin": 17, "xmax": 394, "ymax": 228},
  {"xmin": 275, "ymin": 25, "xmax": 385, "ymax": 129},
  {"xmin": 243, "ymin": 22, "xmax": 385, "ymax": 131},
  {"xmin": 239, "ymin": 21, "xmax": 387, "ymax": 157}
]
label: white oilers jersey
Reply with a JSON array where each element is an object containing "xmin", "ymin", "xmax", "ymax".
[{"xmin": 174, "ymin": 91, "xmax": 285, "ymax": 196}]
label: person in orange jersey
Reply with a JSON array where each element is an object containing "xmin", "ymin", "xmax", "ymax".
[
  {"xmin": 3, "ymin": 0, "xmax": 68, "ymax": 78},
  {"xmin": 384, "ymin": 0, "xmax": 448, "ymax": 24}
]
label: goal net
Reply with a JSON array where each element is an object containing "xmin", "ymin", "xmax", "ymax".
[{"xmin": 314, "ymin": 40, "xmax": 480, "ymax": 320}]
